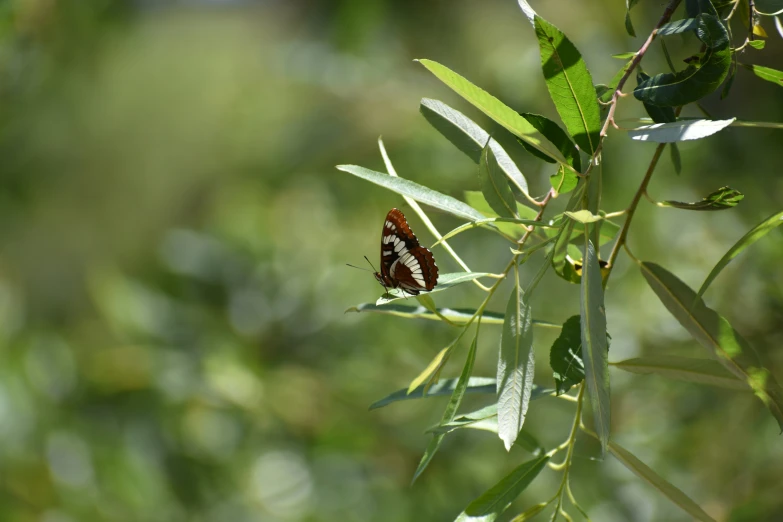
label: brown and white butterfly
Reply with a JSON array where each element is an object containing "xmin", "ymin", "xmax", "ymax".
[{"xmin": 373, "ymin": 208, "xmax": 438, "ymax": 296}]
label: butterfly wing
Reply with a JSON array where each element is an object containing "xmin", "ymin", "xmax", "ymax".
[{"xmin": 379, "ymin": 209, "xmax": 438, "ymax": 294}]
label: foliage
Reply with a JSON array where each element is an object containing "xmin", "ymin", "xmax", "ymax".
[{"xmin": 342, "ymin": 0, "xmax": 783, "ymax": 520}]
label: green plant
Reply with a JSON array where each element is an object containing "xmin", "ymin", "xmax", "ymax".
[{"xmin": 341, "ymin": 0, "xmax": 783, "ymax": 520}]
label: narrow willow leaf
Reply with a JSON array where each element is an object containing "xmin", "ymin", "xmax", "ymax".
[
  {"xmin": 412, "ymin": 331, "xmax": 479, "ymax": 483},
  {"xmin": 428, "ymin": 403, "xmax": 498, "ymax": 433},
  {"xmin": 637, "ymin": 72, "xmax": 676, "ymax": 124},
  {"xmin": 633, "ymin": 42, "xmax": 730, "ymax": 107},
  {"xmin": 376, "ymin": 272, "xmax": 490, "ymax": 305},
  {"xmin": 337, "ymin": 165, "xmax": 485, "ymax": 221},
  {"xmin": 739, "ymin": 63, "xmax": 783, "ymax": 87},
  {"xmin": 640, "ymin": 262, "xmax": 783, "ymax": 430},
  {"xmin": 479, "ymin": 143, "xmax": 518, "ymax": 218},
  {"xmin": 463, "ymin": 191, "xmax": 538, "ymax": 238},
  {"xmin": 612, "ymin": 52, "xmax": 637, "ymax": 60},
  {"xmin": 509, "ymin": 503, "xmax": 549, "ymax": 522},
  {"xmin": 565, "ymin": 210, "xmax": 603, "ymax": 223},
  {"xmin": 609, "ymin": 441, "xmax": 717, "ymax": 522},
  {"xmin": 347, "ymin": 303, "xmax": 523, "ymax": 326},
  {"xmin": 518, "ymin": 113, "xmax": 582, "ymax": 172},
  {"xmin": 599, "ymin": 59, "xmax": 635, "ymax": 103},
  {"xmin": 416, "ymin": 59, "xmax": 570, "ymax": 166},
  {"xmin": 534, "ymin": 16, "xmax": 602, "ymax": 154},
  {"xmin": 550, "ymin": 315, "xmax": 585, "ymax": 394},
  {"xmin": 581, "ymin": 240, "xmax": 610, "ymax": 454},
  {"xmin": 659, "ymin": 186, "xmax": 743, "ymax": 211},
  {"xmin": 550, "ymin": 164, "xmax": 579, "ymax": 195},
  {"xmin": 497, "ymin": 283, "xmax": 535, "ymax": 451},
  {"xmin": 420, "ymin": 98, "xmax": 530, "ymax": 197},
  {"xmin": 613, "ymin": 356, "xmax": 747, "ymax": 390},
  {"xmin": 551, "ymin": 186, "xmax": 584, "ymax": 284},
  {"xmin": 670, "ymin": 143, "xmax": 682, "ymax": 174},
  {"xmin": 407, "ymin": 346, "xmax": 452, "ymax": 395},
  {"xmin": 370, "ymin": 377, "xmax": 495, "ymax": 410},
  {"xmin": 696, "ymin": 210, "xmax": 783, "ymax": 299},
  {"xmin": 755, "ymin": 0, "xmax": 783, "ymax": 15},
  {"xmin": 456, "ymin": 456, "xmax": 550, "ymax": 522},
  {"xmin": 657, "ymin": 17, "xmax": 699, "ymax": 35},
  {"xmin": 628, "ymin": 119, "xmax": 735, "ymax": 142},
  {"xmin": 624, "ymin": 0, "xmax": 640, "ymax": 36}
]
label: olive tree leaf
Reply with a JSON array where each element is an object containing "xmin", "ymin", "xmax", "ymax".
[
  {"xmin": 659, "ymin": 186, "xmax": 743, "ymax": 210},
  {"xmin": 696, "ymin": 210, "xmax": 783, "ymax": 299},
  {"xmin": 581, "ymin": 239, "xmax": 610, "ymax": 454},
  {"xmin": 534, "ymin": 16, "xmax": 602, "ymax": 154},
  {"xmin": 497, "ymin": 280, "xmax": 536, "ymax": 451},
  {"xmin": 420, "ymin": 98, "xmax": 530, "ymax": 197},
  {"xmin": 640, "ymin": 262, "xmax": 783, "ymax": 431}
]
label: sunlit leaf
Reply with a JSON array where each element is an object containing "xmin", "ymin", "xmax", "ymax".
[
  {"xmin": 497, "ymin": 281, "xmax": 536, "ymax": 451},
  {"xmin": 479, "ymin": 143, "xmax": 518, "ymax": 218},
  {"xmin": 739, "ymin": 63, "xmax": 783, "ymax": 87},
  {"xmin": 628, "ymin": 119, "xmax": 735, "ymax": 142},
  {"xmin": 581, "ymin": 240, "xmax": 610, "ymax": 454},
  {"xmin": 534, "ymin": 16, "xmax": 602, "ymax": 154},
  {"xmin": 696, "ymin": 210, "xmax": 783, "ymax": 299},
  {"xmin": 420, "ymin": 98, "xmax": 530, "ymax": 197},
  {"xmin": 612, "ymin": 356, "xmax": 747, "ymax": 390},
  {"xmin": 748, "ymin": 40, "xmax": 766, "ymax": 49},
  {"xmin": 412, "ymin": 331, "xmax": 479, "ymax": 483},
  {"xmin": 407, "ymin": 345, "xmax": 452, "ymax": 395},
  {"xmin": 550, "ymin": 315, "xmax": 585, "ymax": 394},
  {"xmin": 640, "ymin": 262, "xmax": 783, "ymax": 430},
  {"xmin": 565, "ymin": 210, "xmax": 603, "ymax": 223},
  {"xmin": 416, "ymin": 59, "xmax": 571, "ymax": 166},
  {"xmin": 376, "ymin": 272, "xmax": 491, "ymax": 305},
  {"xmin": 659, "ymin": 186, "xmax": 743, "ymax": 211},
  {"xmin": 657, "ymin": 17, "xmax": 699, "ymax": 35},
  {"xmin": 456, "ymin": 455, "xmax": 550, "ymax": 522},
  {"xmin": 609, "ymin": 441, "xmax": 717, "ymax": 522},
  {"xmin": 550, "ymin": 164, "xmax": 579, "ymax": 195},
  {"xmin": 370, "ymin": 377, "xmax": 496, "ymax": 410},
  {"xmin": 337, "ymin": 165, "xmax": 485, "ymax": 221}
]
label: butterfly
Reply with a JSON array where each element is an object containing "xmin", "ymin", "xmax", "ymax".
[{"xmin": 373, "ymin": 208, "xmax": 439, "ymax": 296}]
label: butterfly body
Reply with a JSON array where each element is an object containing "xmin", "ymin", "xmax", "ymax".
[{"xmin": 374, "ymin": 209, "xmax": 438, "ymax": 296}]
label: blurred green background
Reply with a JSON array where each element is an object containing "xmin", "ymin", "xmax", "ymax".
[{"xmin": 0, "ymin": 0, "xmax": 782, "ymax": 521}]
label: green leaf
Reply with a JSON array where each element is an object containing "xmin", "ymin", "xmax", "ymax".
[
  {"xmin": 479, "ymin": 142, "xmax": 518, "ymax": 218},
  {"xmin": 696, "ymin": 210, "xmax": 783, "ymax": 299},
  {"xmin": 609, "ymin": 441, "xmax": 717, "ymax": 522},
  {"xmin": 633, "ymin": 42, "xmax": 731, "ymax": 107},
  {"xmin": 412, "ymin": 330, "xmax": 479, "ymax": 483},
  {"xmin": 497, "ymin": 280, "xmax": 536, "ymax": 451},
  {"xmin": 581, "ymin": 239, "xmax": 610, "ymax": 454},
  {"xmin": 428, "ymin": 403, "xmax": 499, "ymax": 434},
  {"xmin": 346, "ymin": 303, "xmax": 515, "ymax": 326},
  {"xmin": 564, "ymin": 210, "xmax": 603, "ymax": 223},
  {"xmin": 696, "ymin": 14, "xmax": 730, "ymax": 48},
  {"xmin": 337, "ymin": 165, "xmax": 485, "ymax": 221},
  {"xmin": 370, "ymin": 377, "xmax": 496, "ymax": 410},
  {"xmin": 551, "ymin": 186, "xmax": 584, "ymax": 284},
  {"xmin": 755, "ymin": 0, "xmax": 783, "ymax": 16},
  {"xmin": 640, "ymin": 262, "xmax": 783, "ymax": 431},
  {"xmin": 456, "ymin": 456, "xmax": 550, "ymax": 522},
  {"xmin": 407, "ymin": 345, "xmax": 453, "ymax": 395},
  {"xmin": 566, "ymin": 213, "xmax": 620, "ymax": 247},
  {"xmin": 420, "ymin": 98, "xmax": 530, "ymax": 197},
  {"xmin": 657, "ymin": 17, "xmax": 699, "ymax": 35},
  {"xmin": 628, "ymin": 118, "xmax": 735, "ymax": 143},
  {"xmin": 659, "ymin": 186, "xmax": 743, "ymax": 211},
  {"xmin": 637, "ymin": 72, "xmax": 676, "ymax": 124},
  {"xmin": 377, "ymin": 272, "xmax": 491, "ymax": 305},
  {"xmin": 416, "ymin": 59, "xmax": 571, "ymax": 166},
  {"xmin": 550, "ymin": 164, "xmax": 579, "ymax": 195},
  {"xmin": 599, "ymin": 59, "xmax": 635, "ymax": 104},
  {"xmin": 534, "ymin": 16, "xmax": 602, "ymax": 154},
  {"xmin": 739, "ymin": 63, "xmax": 783, "ymax": 87},
  {"xmin": 612, "ymin": 356, "xmax": 747, "ymax": 390},
  {"xmin": 611, "ymin": 52, "xmax": 637, "ymax": 60},
  {"xmin": 463, "ymin": 191, "xmax": 538, "ymax": 238},
  {"xmin": 748, "ymin": 39, "xmax": 766, "ymax": 50},
  {"xmin": 518, "ymin": 113, "xmax": 582, "ymax": 172},
  {"xmin": 670, "ymin": 143, "xmax": 682, "ymax": 174},
  {"xmin": 550, "ymin": 315, "xmax": 585, "ymax": 394},
  {"xmin": 624, "ymin": 0, "xmax": 640, "ymax": 36},
  {"xmin": 432, "ymin": 217, "xmax": 552, "ymax": 250}
]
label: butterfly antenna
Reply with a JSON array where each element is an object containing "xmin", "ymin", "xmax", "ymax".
[
  {"xmin": 346, "ymin": 263, "xmax": 373, "ymax": 273},
  {"xmin": 364, "ymin": 256, "xmax": 379, "ymax": 273}
]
